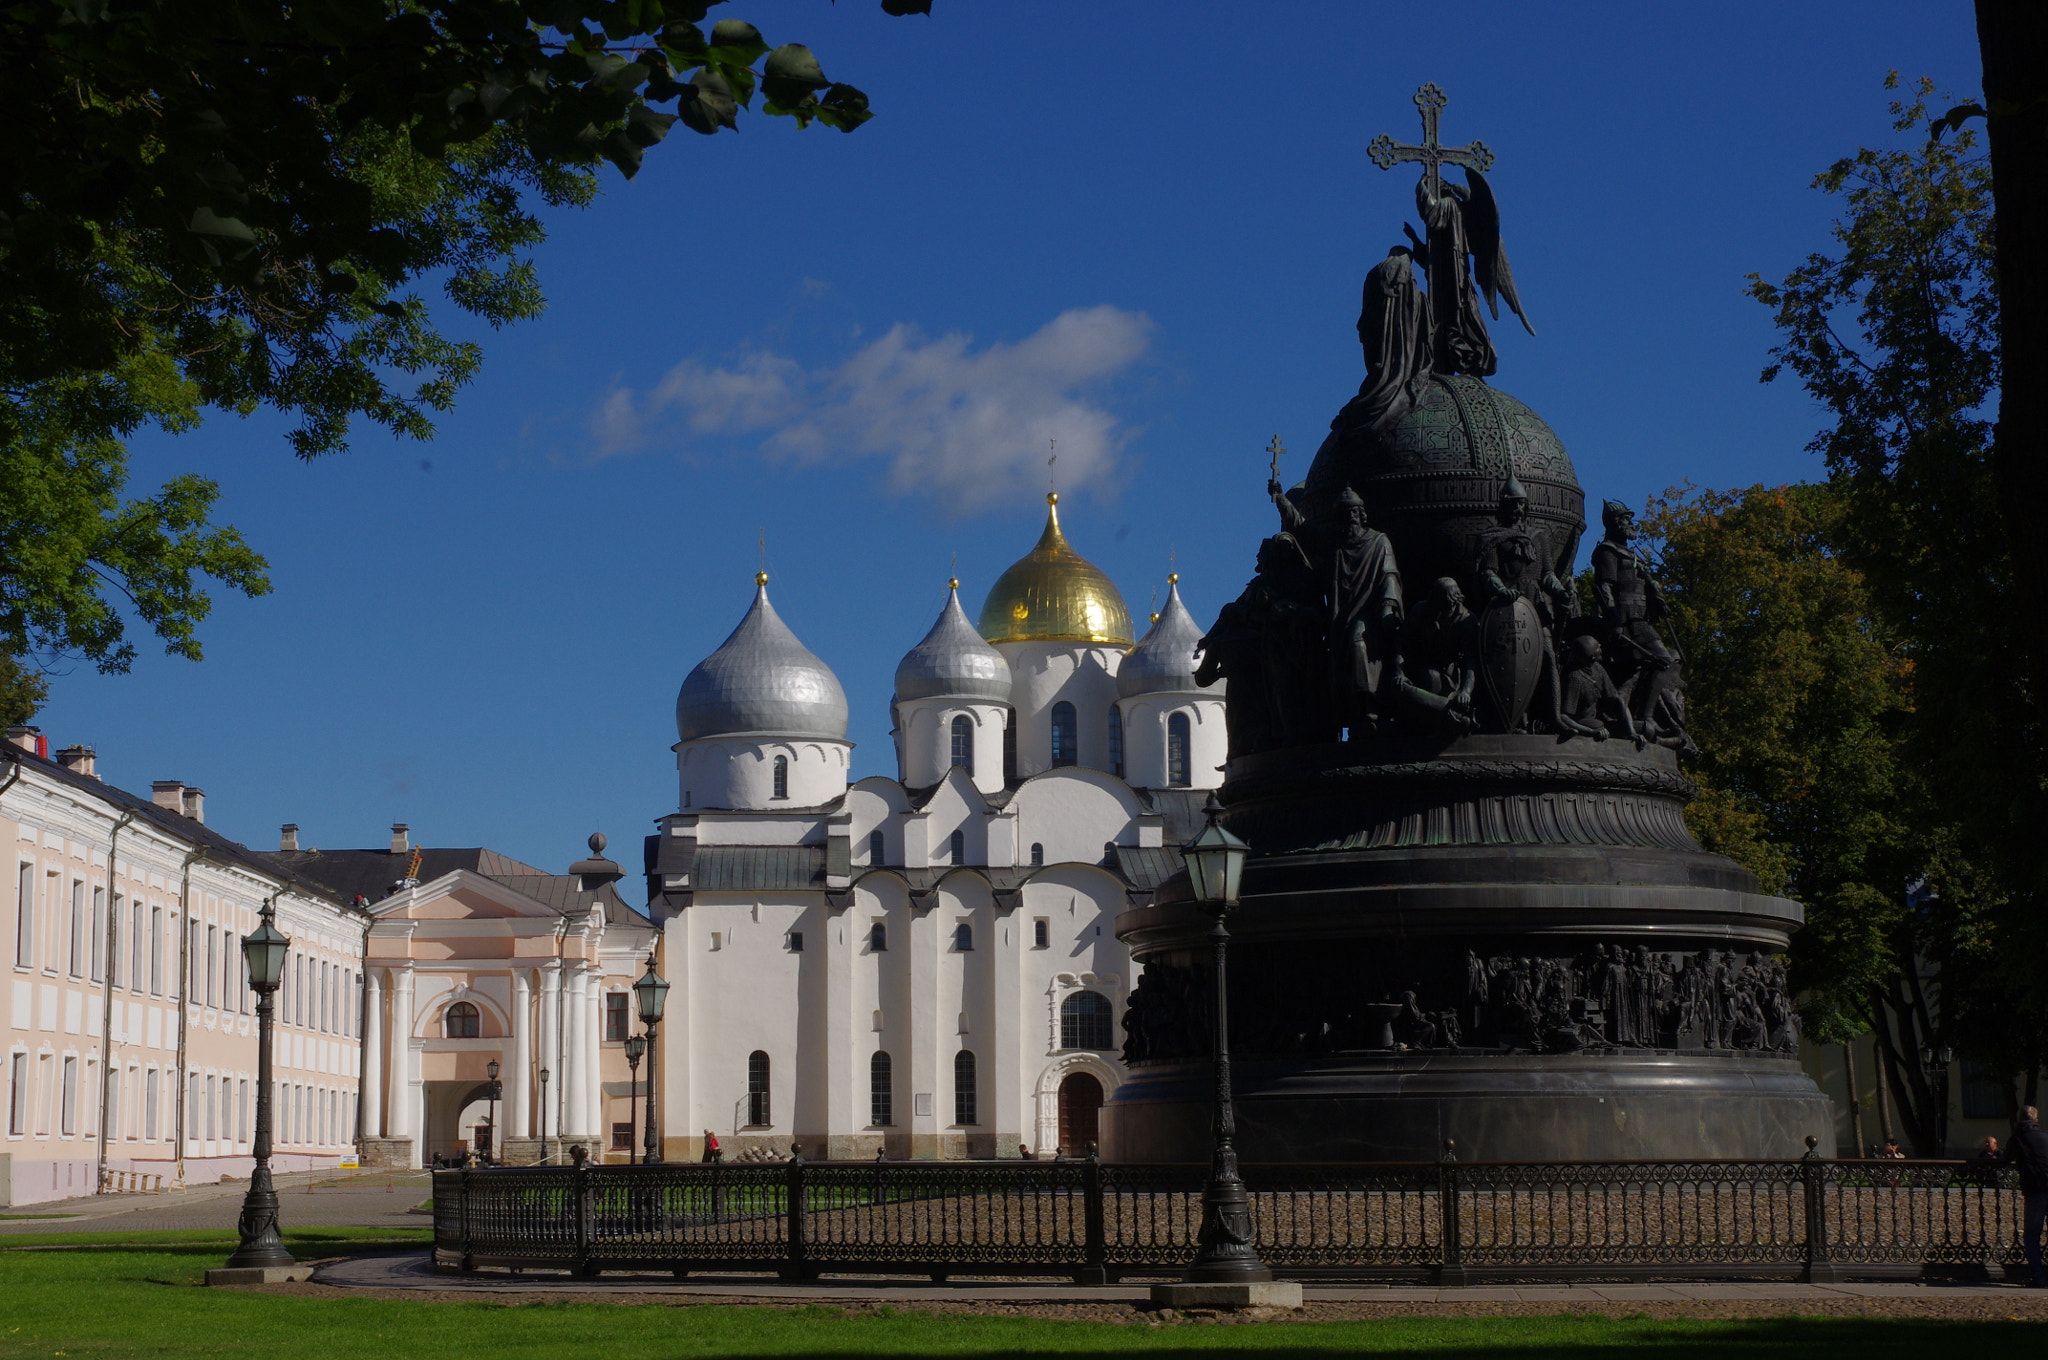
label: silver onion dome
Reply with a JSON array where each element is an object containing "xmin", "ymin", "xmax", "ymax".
[
  {"xmin": 895, "ymin": 581, "xmax": 1014, "ymax": 705},
  {"xmin": 676, "ymin": 576, "xmax": 849, "ymax": 742},
  {"xmin": 1117, "ymin": 577, "xmax": 1219, "ymax": 698}
]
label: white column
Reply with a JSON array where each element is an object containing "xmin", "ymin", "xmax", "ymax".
[
  {"xmin": 362, "ymin": 970, "xmax": 385, "ymax": 1137},
  {"xmin": 562, "ymin": 965, "xmax": 584, "ymax": 1137},
  {"xmin": 584, "ymin": 970, "xmax": 604, "ymax": 1141},
  {"xmin": 390, "ymin": 965, "xmax": 417, "ymax": 1142},
  {"xmin": 509, "ymin": 969, "xmax": 531, "ymax": 1136},
  {"xmin": 538, "ymin": 961, "xmax": 562, "ymax": 1146}
]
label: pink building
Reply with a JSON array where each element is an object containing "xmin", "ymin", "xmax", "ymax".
[{"xmin": 3, "ymin": 728, "xmax": 364, "ymax": 1206}]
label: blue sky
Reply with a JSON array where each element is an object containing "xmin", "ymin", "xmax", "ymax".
[{"xmin": 34, "ymin": 0, "xmax": 1984, "ymax": 878}]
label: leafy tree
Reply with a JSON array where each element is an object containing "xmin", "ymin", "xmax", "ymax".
[
  {"xmin": 2, "ymin": 0, "xmax": 921, "ymax": 672},
  {"xmin": 0, "ymin": 655, "xmax": 47, "ymax": 728},
  {"xmin": 1644, "ymin": 482, "xmax": 2003, "ymax": 1153},
  {"xmin": 1740, "ymin": 78, "xmax": 2046, "ymax": 1142}
]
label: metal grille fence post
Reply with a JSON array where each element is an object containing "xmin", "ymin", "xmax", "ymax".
[
  {"xmin": 1079, "ymin": 1149, "xmax": 1108, "ymax": 1285},
  {"xmin": 1801, "ymin": 1137, "xmax": 1838, "ymax": 1284},
  {"xmin": 1438, "ymin": 1139, "xmax": 1466, "ymax": 1286},
  {"xmin": 784, "ymin": 1151, "xmax": 810, "ymax": 1280},
  {"xmin": 459, "ymin": 1166, "xmax": 475, "ymax": 1272},
  {"xmin": 573, "ymin": 1163, "xmax": 596, "ymax": 1277}
]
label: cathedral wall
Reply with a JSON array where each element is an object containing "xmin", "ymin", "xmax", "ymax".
[
  {"xmin": 897, "ymin": 700, "xmax": 1007, "ymax": 794},
  {"xmin": 676, "ymin": 738, "xmax": 850, "ymax": 812},
  {"xmin": 1116, "ymin": 697, "xmax": 1226, "ymax": 791},
  {"xmin": 1009, "ymin": 770, "xmax": 1144, "ymax": 867},
  {"xmin": 997, "ymin": 644, "xmax": 1125, "ymax": 779}
]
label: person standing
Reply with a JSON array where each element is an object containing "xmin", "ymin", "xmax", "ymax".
[
  {"xmin": 701, "ymin": 1130, "xmax": 722, "ymax": 1164},
  {"xmin": 2008, "ymin": 1107, "xmax": 2048, "ymax": 1286}
]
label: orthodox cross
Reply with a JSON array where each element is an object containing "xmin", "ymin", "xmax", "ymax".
[
  {"xmin": 1266, "ymin": 434, "xmax": 1286, "ymax": 485},
  {"xmin": 1367, "ymin": 82, "xmax": 1494, "ymax": 201}
]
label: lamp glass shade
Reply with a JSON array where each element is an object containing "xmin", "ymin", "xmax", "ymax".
[
  {"xmin": 624, "ymin": 1034, "xmax": 647, "ymax": 1064},
  {"xmin": 633, "ymin": 961, "xmax": 671, "ymax": 1023},
  {"xmin": 1183, "ymin": 818, "xmax": 1248, "ymax": 905},
  {"xmin": 242, "ymin": 917, "xmax": 291, "ymax": 990},
  {"xmin": 487, "ymin": 1060, "xmax": 500, "ymax": 1081}
]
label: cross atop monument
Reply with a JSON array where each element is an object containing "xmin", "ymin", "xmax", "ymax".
[{"xmin": 1367, "ymin": 82, "xmax": 1495, "ymax": 200}]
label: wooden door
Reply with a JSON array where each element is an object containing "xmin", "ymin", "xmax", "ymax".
[{"xmin": 1057, "ymin": 1072, "xmax": 1103, "ymax": 1154}]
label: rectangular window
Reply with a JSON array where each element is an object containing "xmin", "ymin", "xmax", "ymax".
[
  {"xmin": 144, "ymin": 1069, "xmax": 159, "ymax": 1141},
  {"xmin": 186, "ymin": 1071, "xmax": 199, "ymax": 1148},
  {"xmin": 605, "ymin": 993, "xmax": 629, "ymax": 1042},
  {"xmin": 238, "ymin": 1079, "xmax": 249, "ymax": 1142},
  {"xmin": 90, "ymin": 888, "xmax": 104, "ymax": 983},
  {"xmin": 206, "ymin": 925, "xmax": 218, "ymax": 1008},
  {"xmin": 189, "ymin": 919, "xmax": 202, "ymax": 1000},
  {"xmin": 8, "ymin": 1052, "xmax": 25, "ymax": 1134},
  {"xmin": 131, "ymin": 902, "xmax": 143, "ymax": 992},
  {"xmin": 611, "ymin": 1122, "xmax": 634, "ymax": 1151},
  {"xmin": 35, "ymin": 1053, "xmax": 53, "ymax": 1135},
  {"xmin": 42, "ymin": 872, "xmax": 56, "ymax": 969},
  {"xmin": 107, "ymin": 1068, "xmax": 121, "ymax": 1141},
  {"xmin": 786, "ymin": 931, "xmax": 804, "ymax": 953},
  {"xmin": 68, "ymin": 882, "xmax": 84, "ymax": 977},
  {"xmin": 61, "ymin": 1056, "xmax": 77, "ymax": 1135},
  {"xmin": 204, "ymin": 1074, "xmax": 216, "ymax": 1141},
  {"xmin": 149, "ymin": 907, "xmax": 162, "ymax": 995},
  {"xmin": 83, "ymin": 1059, "xmax": 96, "ymax": 1137},
  {"xmin": 15, "ymin": 862, "xmax": 32, "ymax": 967}
]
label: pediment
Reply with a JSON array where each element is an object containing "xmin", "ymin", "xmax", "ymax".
[{"xmin": 370, "ymin": 870, "xmax": 584, "ymax": 922}]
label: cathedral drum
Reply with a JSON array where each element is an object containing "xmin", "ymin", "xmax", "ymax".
[{"xmin": 1105, "ymin": 84, "xmax": 1834, "ymax": 1164}]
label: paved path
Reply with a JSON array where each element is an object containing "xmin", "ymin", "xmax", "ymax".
[
  {"xmin": 315, "ymin": 1250, "xmax": 2043, "ymax": 1305},
  {"xmin": 0, "ymin": 1169, "xmax": 432, "ymax": 1235}
]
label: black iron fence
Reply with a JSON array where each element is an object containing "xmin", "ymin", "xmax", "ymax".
[{"xmin": 430, "ymin": 1150, "xmax": 2033, "ymax": 1284}]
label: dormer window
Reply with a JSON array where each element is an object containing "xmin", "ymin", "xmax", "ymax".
[{"xmin": 772, "ymin": 755, "xmax": 789, "ymax": 800}]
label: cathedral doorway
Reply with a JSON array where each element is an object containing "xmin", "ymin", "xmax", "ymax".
[{"xmin": 1057, "ymin": 1072, "xmax": 1103, "ymax": 1154}]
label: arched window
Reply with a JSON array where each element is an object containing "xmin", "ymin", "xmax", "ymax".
[
  {"xmin": 1030, "ymin": 843, "xmax": 1045, "ymax": 867},
  {"xmin": 954, "ymin": 1050, "xmax": 978, "ymax": 1126},
  {"xmin": 1050, "ymin": 701, "xmax": 1077, "ymax": 767},
  {"xmin": 1167, "ymin": 712, "xmax": 1191, "ymax": 787},
  {"xmin": 443, "ymin": 1001, "xmax": 480, "ymax": 1039},
  {"xmin": 772, "ymin": 755, "xmax": 789, "ymax": 800},
  {"xmin": 868, "ymin": 920, "xmax": 887, "ymax": 952},
  {"xmin": 950, "ymin": 714, "xmax": 974, "ymax": 775},
  {"xmin": 948, "ymin": 829, "xmax": 965, "ymax": 863},
  {"xmin": 953, "ymin": 922, "xmax": 973, "ymax": 951},
  {"xmin": 868, "ymin": 830, "xmax": 885, "ymax": 865},
  {"xmin": 1060, "ymin": 991, "xmax": 1115, "ymax": 1051},
  {"xmin": 747, "ymin": 1050, "xmax": 771, "ymax": 1126},
  {"xmin": 870, "ymin": 1051, "xmax": 894, "ymax": 1127},
  {"xmin": 1107, "ymin": 706, "xmax": 1124, "ymax": 779}
]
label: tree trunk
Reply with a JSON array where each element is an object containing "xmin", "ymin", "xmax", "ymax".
[
  {"xmin": 1976, "ymin": 0, "xmax": 2048, "ymax": 731},
  {"xmin": 1843, "ymin": 1041, "xmax": 1867, "ymax": 1156},
  {"xmin": 1874, "ymin": 1045, "xmax": 1897, "ymax": 1144}
]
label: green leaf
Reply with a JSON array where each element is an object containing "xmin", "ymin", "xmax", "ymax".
[{"xmin": 764, "ymin": 44, "xmax": 827, "ymax": 89}]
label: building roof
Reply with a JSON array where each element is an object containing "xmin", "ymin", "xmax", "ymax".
[
  {"xmin": 0, "ymin": 744, "xmax": 355, "ymax": 912},
  {"xmin": 977, "ymin": 494, "xmax": 1133, "ymax": 646},
  {"xmin": 260, "ymin": 845, "xmax": 652, "ymax": 926},
  {"xmin": 1117, "ymin": 577, "xmax": 1217, "ymax": 699},
  {"xmin": 676, "ymin": 576, "xmax": 849, "ymax": 743},
  {"xmin": 895, "ymin": 582, "xmax": 1013, "ymax": 704}
]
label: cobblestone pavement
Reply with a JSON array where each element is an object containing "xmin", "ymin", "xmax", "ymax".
[
  {"xmin": 0, "ymin": 1169, "xmax": 432, "ymax": 1234},
  {"xmin": 295, "ymin": 1250, "xmax": 2048, "ymax": 1319}
]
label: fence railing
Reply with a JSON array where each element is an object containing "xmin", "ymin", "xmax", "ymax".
[{"xmin": 430, "ymin": 1149, "xmax": 2032, "ymax": 1284}]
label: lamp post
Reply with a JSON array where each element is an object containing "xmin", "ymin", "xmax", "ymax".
[
  {"xmin": 538, "ymin": 1068, "xmax": 550, "ymax": 1165},
  {"xmin": 1921, "ymin": 1043, "xmax": 1954, "ymax": 1156},
  {"xmin": 485, "ymin": 1060, "xmax": 501, "ymax": 1165},
  {"xmin": 623, "ymin": 1034, "xmax": 647, "ymax": 1166},
  {"xmin": 224, "ymin": 899, "xmax": 294, "ymax": 1270},
  {"xmin": 1177, "ymin": 794, "xmax": 1269, "ymax": 1285},
  {"xmin": 633, "ymin": 954, "xmax": 670, "ymax": 1165}
]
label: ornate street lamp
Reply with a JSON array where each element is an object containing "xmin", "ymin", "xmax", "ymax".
[
  {"xmin": 538, "ymin": 1068, "xmax": 551, "ymax": 1165},
  {"xmin": 1921, "ymin": 1043, "xmax": 1954, "ymax": 1156},
  {"xmin": 633, "ymin": 955, "xmax": 670, "ymax": 1165},
  {"xmin": 1178, "ymin": 794, "xmax": 1268, "ymax": 1285},
  {"xmin": 623, "ymin": 1034, "xmax": 647, "ymax": 1166},
  {"xmin": 485, "ymin": 1060, "xmax": 501, "ymax": 1165},
  {"xmin": 224, "ymin": 899, "xmax": 293, "ymax": 1270}
]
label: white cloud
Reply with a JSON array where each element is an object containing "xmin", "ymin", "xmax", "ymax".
[{"xmin": 591, "ymin": 306, "xmax": 1153, "ymax": 513}]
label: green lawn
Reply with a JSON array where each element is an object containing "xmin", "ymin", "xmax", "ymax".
[{"xmin": 2, "ymin": 1231, "xmax": 2044, "ymax": 1360}]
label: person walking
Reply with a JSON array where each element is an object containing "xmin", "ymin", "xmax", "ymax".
[
  {"xmin": 2008, "ymin": 1106, "xmax": 2048, "ymax": 1287},
  {"xmin": 701, "ymin": 1130, "xmax": 722, "ymax": 1164}
]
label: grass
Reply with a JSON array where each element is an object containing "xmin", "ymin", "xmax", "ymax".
[{"xmin": 3, "ymin": 1232, "xmax": 2046, "ymax": 1360}]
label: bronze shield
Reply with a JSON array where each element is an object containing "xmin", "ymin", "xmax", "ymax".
[{"xmin": 1473, "ymin": 595, "xmax": 1542, "ymax": 731}]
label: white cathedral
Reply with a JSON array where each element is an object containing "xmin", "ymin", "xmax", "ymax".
[
  {"xmin": 0, "ymin": 492, "xmax": 1222, "ymax": 1204},
  {"xmin": 652, "ymin": 491, "xmax": 1223, "ymax": 1160}
]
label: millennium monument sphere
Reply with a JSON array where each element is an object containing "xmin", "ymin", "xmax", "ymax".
[{"xmin": 1106, "ymin": 85, "xmax": 1835, "ymax": 1162}]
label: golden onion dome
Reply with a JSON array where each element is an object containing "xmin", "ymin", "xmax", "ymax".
[{"xmin": 977, "ymin": 493, "xmax": 1134, "ymax": 646}]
